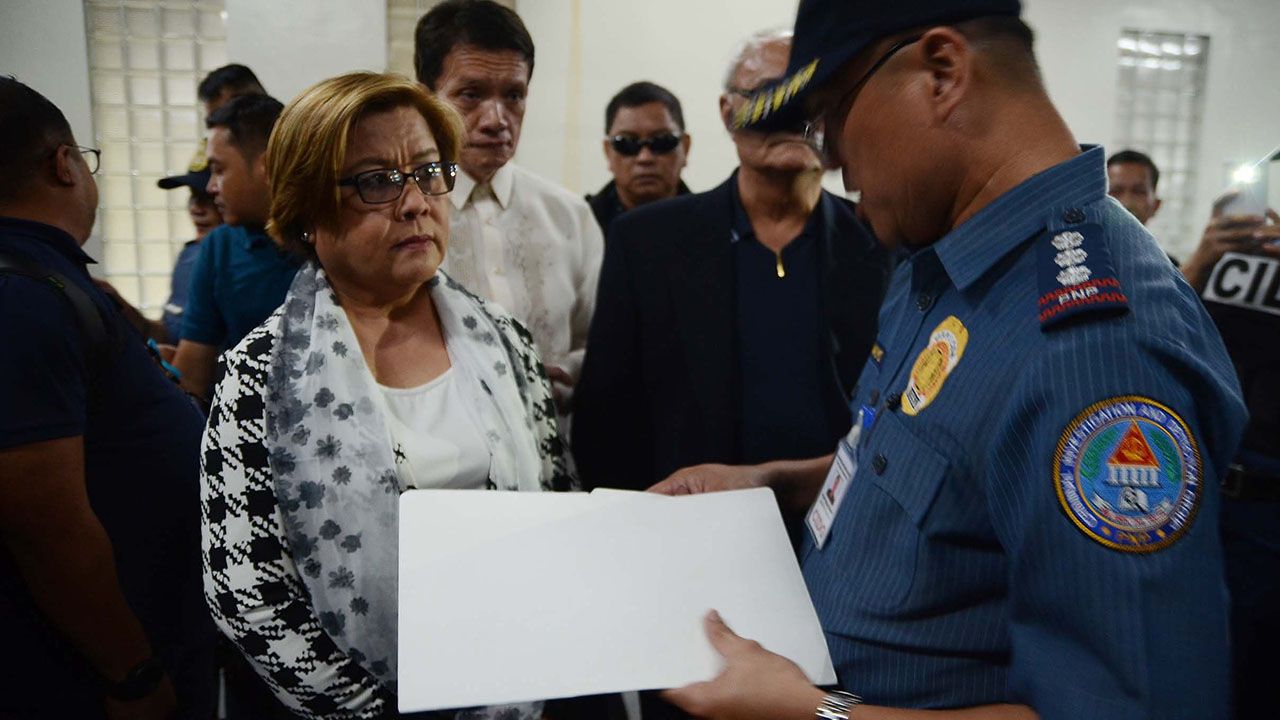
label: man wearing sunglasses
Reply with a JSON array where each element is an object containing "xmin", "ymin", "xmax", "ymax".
[
  {"xmin": 577, "ymin": 29, "xmax": 888, "ymax": 499},
  {"xmin": 587, "ymin": 81, "xmax": 693, "ymax": 234},
  {"xmin": 646, "ymin": 1, "xmax": 1249, "ymax": 719},
  {"xmin": 574, "ymin": 31, "xmax": 888, "ymax": 664}
]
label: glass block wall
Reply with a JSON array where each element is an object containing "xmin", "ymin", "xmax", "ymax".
[
  {"xmin": 85, "ymin": 0, "xmax": 228, "ymax": 316},
  {"xmin": 1113, "ymin": 30, "xmax": 1210, "ymax": 255}
]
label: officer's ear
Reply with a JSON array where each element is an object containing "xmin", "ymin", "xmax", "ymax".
[{"xmin": 915, "ymin": 27, "xmax": 973, "ymax": 124}]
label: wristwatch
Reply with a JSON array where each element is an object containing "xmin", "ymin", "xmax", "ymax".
[
  {"xmin": 105, "ymin": 656, "xmax": 166, "ymax": 701},
  {"xmin": 815, "ymin": 690, "xmax": 863, "ymax": 719}
]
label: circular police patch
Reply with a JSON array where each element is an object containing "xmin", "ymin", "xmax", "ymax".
[{"xmin": 1054, "ymin": 396, "xmax": 1202, "ymax": 553}]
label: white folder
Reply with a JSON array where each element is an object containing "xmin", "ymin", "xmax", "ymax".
[{"xmin": 397, "ymin": 487, "xmax": 835, "ymax": 713}]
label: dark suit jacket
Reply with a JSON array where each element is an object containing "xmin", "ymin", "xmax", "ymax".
[
  {"xmin": 585, "ymin": 179, "xmax": 693, "ymax": 237},
  {"xmin": 572, "ymin": 174, "xmax": 891, "ymax": 491}
]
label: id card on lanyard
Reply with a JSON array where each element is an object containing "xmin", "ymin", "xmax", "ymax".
[{"xmin": 806, "ymin": 423, "xmax": 861, "ymax": 549}]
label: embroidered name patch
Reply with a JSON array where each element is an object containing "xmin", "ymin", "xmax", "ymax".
[
  {"xmin": 1037, "ymin": 224, "xmax": 1129, "ymax": 330},
  {"xmin": 1054, "ymin": 397, "xmax": 1201, "ymax": 553},
  {"xmin": 902, "ymin": 316, "xmax": 968, "ymax": 416}
]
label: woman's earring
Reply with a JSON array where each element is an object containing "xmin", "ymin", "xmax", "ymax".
[{"xmin": 301, "ymin": 230, "xmax": 313, "ymax": 244}]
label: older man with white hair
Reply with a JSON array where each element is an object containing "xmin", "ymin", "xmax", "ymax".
[{"xmin": 574, "ymin": 28, "xmax": 890, "ymax": 567}]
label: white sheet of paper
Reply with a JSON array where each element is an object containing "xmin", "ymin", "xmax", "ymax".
[{"xmin": 397, "ymin": 487, "xmax": 835, "ymax": 712}]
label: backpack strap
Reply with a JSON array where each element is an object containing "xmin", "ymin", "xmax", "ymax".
[{"xmin": 0, "ymin": 249, "xmax": 114, "ymax": 387}]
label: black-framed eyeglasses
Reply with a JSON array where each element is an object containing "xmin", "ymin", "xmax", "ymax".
[
  {"xmin": 338, "ymin": 161, "xmax": 458, "ymax": 204},
  {"xmin": 817, "ymin": 35, "xmax": 922, "ymax": 161},
  {"xmin": 55, "ymin": 145, "xmax": 100, "ymax": 175},
  {"xmin": 608, "ymin": 133, "xmax": 683, "ymax": 157}
]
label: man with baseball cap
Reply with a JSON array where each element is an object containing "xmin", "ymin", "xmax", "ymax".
[
  {"xmin": 653, "ymin": 1, "xmax": 1247, "ymax": 718},
  {"xmin": 155, "ymin": 151, "xmax": 222, "ymax": 339},
  {"xmin": 92, "ymin": 150, "xmax": 222, "ymax": 345}
]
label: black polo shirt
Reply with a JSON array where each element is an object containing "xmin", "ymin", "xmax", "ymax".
[
  {"xmin": 729, "ymin": 186, "xmax": 836, "ymax": 465},
  {"xmin": 0, "ymin": 216, "xmax": 214, "ymax": 715}
]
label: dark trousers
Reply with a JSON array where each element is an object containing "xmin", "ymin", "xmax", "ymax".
[{"xmin": 1222, "ymin": 497, "xmax": 1280, "ymax": 719}]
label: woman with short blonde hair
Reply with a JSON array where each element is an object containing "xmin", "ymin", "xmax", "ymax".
[
  {"xmin": 200, "ymin": 72, "xmax": 571, "ymax": 719},
  {"xmin": 265, "ymin": 72, "xmax": 463, "ymax": 260}
]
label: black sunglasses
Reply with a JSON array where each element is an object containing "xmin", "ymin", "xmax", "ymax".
[
  {"xmin": 338, "ymin": 161, "xmax": 458, "ymax": 204},
  {"xmin": 609, "ymin": 133, "xmax": 683, "ymax": 157}
]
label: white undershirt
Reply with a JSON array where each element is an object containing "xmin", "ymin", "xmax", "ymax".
[{"xmin": 379, "ymin": 367, "xmax": 491, "ymax": 490}]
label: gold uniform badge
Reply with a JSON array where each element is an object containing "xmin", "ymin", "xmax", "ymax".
[{"xmin": 903, "ymin": 316, "xmax": 968, "ymax": 416}]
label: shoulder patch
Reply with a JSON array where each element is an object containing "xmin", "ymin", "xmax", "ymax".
[
  {"xmin": 1037, "ymin": 224, "xmax": 1129, "ymax": 331},
  {"xmin": 1054, "ymin": 396, "xmax": 1202, "ymax": 552}
]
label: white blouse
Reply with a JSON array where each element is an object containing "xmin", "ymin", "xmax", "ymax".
[{"xmin": 379, "ymin": 367, "xmax": 491, "ymax": 490}]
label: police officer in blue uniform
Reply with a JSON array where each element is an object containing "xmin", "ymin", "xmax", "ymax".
[{"xmin": 652, "ymin": 2, "xmax": 1247, "ymax": 718}]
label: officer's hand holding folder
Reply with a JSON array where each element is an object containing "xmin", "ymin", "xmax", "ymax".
[{"xmin": 397, "ymin": 487, "xmax": 834, "ymax": 713}]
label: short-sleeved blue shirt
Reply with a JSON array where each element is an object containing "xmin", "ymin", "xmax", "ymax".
[
  {"xmin": 160, "ymin": 239, "xmax": 202, "ymax": 342},
  {"xmin": 800, "ymin": 148, "xmax": 1246, "ymax": 718},
  {"xmin": 179, "ymin": 223, "xmax": 299, "ymax": 349},
  {"xmin": 0, "ymin": 216, "xmax": 214, "ymax": 713}
]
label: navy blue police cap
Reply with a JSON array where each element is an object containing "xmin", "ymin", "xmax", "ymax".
[
  {"xmin": 157, "ymin": 138, "xmax": 213, "ymax": 195},
  {"xmin": 732, "ymin": 0, "xmax": 1022, "ymax": 131}
]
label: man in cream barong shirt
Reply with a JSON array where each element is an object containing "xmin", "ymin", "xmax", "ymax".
[
  {"xmin": 416, "ymin": 0, "xmax": 603, "ymax": 402},
  {"xmin": 447, "ymin": 163, "xmax": 602, "ymax": 389}
]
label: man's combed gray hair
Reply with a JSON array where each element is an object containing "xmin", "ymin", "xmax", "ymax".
[{"xmin": 723, "ymin": 27, "xmax": 793, "ymax": 91}]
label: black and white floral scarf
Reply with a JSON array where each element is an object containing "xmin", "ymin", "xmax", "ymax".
[{"xmin": 262, "ymin": 262, "xmax": 547, "ymax": 704}]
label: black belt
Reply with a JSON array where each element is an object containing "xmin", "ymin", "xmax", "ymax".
[{"xmin": 1222, "ymin": 464, "xmax": 1280, "ymax": 502}]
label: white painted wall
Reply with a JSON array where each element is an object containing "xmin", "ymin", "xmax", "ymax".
[
  {"xmin": 1, "ymin": 0, "xmax": 100, "ymax": 259},
  {"xmin": 516, "ymin": 0, "xmax": 1280, "ymax": 256},
  {"xmin": 514, "ymin": 0, "xmax": 804, "ymax": 198},
  {"xmin": 4, "ymin": 0, "xmax": 1279, "ymax": 258},
  {"xmin": 225, "ymin": 0, "xmax": 389, "ymax": 105}
]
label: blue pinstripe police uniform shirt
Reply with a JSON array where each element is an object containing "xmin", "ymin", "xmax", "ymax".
[{"xmin": 800, "ymin": 146, "xmax": 1247, "ymax": 719}]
